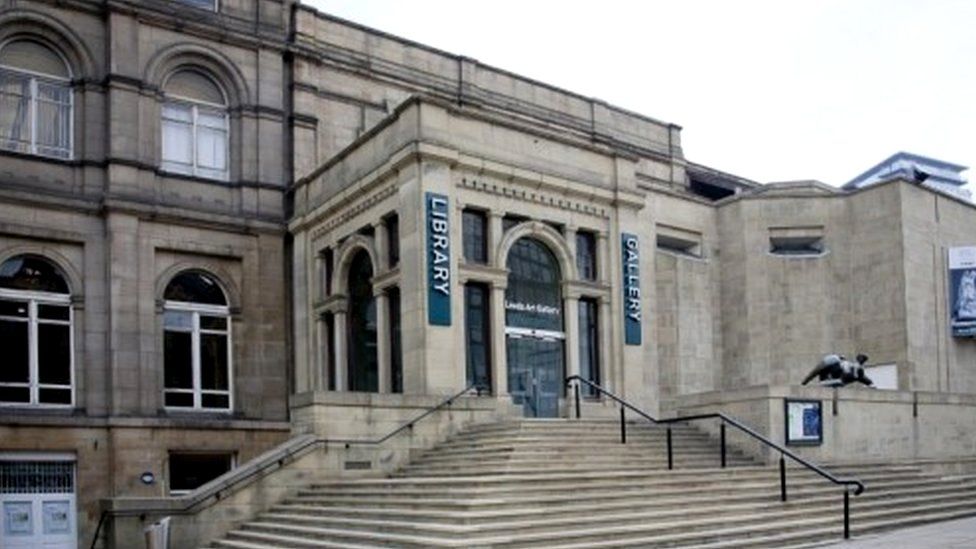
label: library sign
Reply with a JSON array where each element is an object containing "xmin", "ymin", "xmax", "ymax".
[{"xmin": 426, "ymin": 192, "xmax": 451, "ymax": 326}]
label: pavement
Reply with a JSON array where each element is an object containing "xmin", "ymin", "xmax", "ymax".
[{"xmin": 818, "ymin": 516, "xmax": 976, "ymax": 548}]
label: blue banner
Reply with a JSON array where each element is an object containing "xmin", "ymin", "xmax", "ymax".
[
  {"xmin": 426, "ymin": 192, "xmax": 451, "ymax": 326},
  {"xmin": 621, "ymin": 233, "xmax": 641, "ymax": 345}
]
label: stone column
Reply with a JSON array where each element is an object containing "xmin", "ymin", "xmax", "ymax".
[
  {"xmin": 565, "ymin": 295, "xmax": 580, "ymax": 382},
  {"xmin": 375, "ymin": 290, "xmax": 390, "ymax": 393},
  {"xmin": 489, "ymin": 211, "xmax": 504, "ymax": 267},
  {"xmin": 566, "ymin": 226, "xmax": 578, "ymax": 277},
  {"xmin": 598, "ymin": 295, "xmax": 613, "ymax": 391},
  {"xmin": 334, "ymin": 309, "xmax": 347, "ymax": 391},
  {"xmin": 597, "ymin": 231, "xmax": 610, "ymax": 284},
  {"xmin": 315, "ymin": 314, "xmax": 328, "ymax": 391},
  {"xmin": 491, "ymin": 283, "xmax": 508, "ymax": 396},
  {"xmin": 373, "ymin": 220, "xmax": 388, "ymax": 272}
]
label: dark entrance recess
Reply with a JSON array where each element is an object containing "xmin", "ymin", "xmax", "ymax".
[{"xmin": 347, "ymin": 250, "xmax": 378, "ymax": 392}]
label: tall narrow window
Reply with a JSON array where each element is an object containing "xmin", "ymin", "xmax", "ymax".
[
  {"xmin": 576, "ymin": 231, "xmax": 597, "ymax": 281},
  {"xmin": 385, "ymin": 214, "xmax": 400, "ymax": 268},
  {"xmin": 347, "ymin": 251, "xmax": 378, "ymax": 392},
  {"xmin": 464, "ymin": 283, "xmax": 492, "ymax": 391},
  {"xmin": 0, "ymin": 255, "xmax": 73, "ymax": 406},
  {"xmin": 0, "ymin": 40, "xmax": 72, "ymax": 159},
  {"xmin": 578, "ymin": 298, "xmax": 600, "ymax": 397},
  {"xmin": 324, "ymin": 312, "xmax": 336, "ymax": 391},
  {"xmin": 388, "ymin": 286, "xmax": 402, "ymax": 393},
  {"xmin": 161, "ymin": 70, "xmax": 229, "ymax": 181},
  {"xmin": 322, "ymin": 248, "xmax": 334, "ymax": 296},
  {"xmin": 462, "ymin": 209, "xmax": 488, "ymax": 264},
  {"xmin": 163, "ymin": 271, "xmax": 232, "ymax": 411}
]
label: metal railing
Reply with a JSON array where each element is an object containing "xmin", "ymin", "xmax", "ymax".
[
  {"xmin": 566, "ymin": 375, "xmax": 864, "ymax": 539},
  {"xmin": 89, "ymin": 383, "xmax": 486, "ymax": 549}
]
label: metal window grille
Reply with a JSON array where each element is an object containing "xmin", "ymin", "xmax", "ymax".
[{"xmin": 0, "ymin": 461, "xmax": 74, "ymax": 494}]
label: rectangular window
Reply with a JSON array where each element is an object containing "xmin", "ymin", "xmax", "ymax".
[
  {"xmin": 464, "ymin": 283, "xmax": 492, "ymax": 391},
  {"xmin": 769, "ymin": 227, "xmax": 826, "ymax": 256},
  {"xmin": 656, "ymin": 225, "xmax": 703, "ymax": 258},
  {"xmin": 175, "ymin": 0, "xmax": 218, "ymax": 11},
  {"xmin": 163, "ymin": 306, "xmax": 232, "ymax": 411},
  {"xmin": 576, "ymin": 231, "xmax": 597, "ymax": 280},
  {"xmin": 324, "ymin": 312, "xmax": 336, "ymax": 391},
  {"xmin": 462, "ymin": 209, "xmax": 488, "ymax": 264},
  {"xmin": 388, "ymin": 287, "xmax": 402, "ymax": 393},
  {"xmin": 0, "ymin": 297, "xmax": 73, "ymax": 407},
  {"xmin": 168, "ymin": 452, "xmax": 233, "ymax": 494},
  {"xmin": 578, "ymin": 298, "xmax": 600, "ymax": 396},
  {"xmin": 385, "ymin": 214, "xmax": 400, "ymax": 268},
  {"xmin": 161, "ymin": 102, "xmax": 228, "ymax": 181},
  {"xmin": 322, "ymin": 248, "xmax": 334, "ymax": 297},
  {"xmin": 0, "ymin": 70, "xmax": 71, "ymax": 160}
]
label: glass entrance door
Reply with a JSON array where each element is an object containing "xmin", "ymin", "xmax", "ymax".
[{"xmin": 506, "ymin": 329, "xmax": 564, "ymax": 418}]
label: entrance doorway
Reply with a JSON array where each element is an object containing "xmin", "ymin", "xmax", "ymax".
[
  {"xmin": 505, "ymin": 237, "xmax": 564, "ymax": 418},
  {"xmin": 0, "ymin": 456, "xmax": 77, "ymax": 549}
]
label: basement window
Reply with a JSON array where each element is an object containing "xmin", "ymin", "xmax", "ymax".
[
  {"xmin": 168, "ymin": 452, "xmax": 234, "ymax": 494},
  {"xmin": 656, "ymin": 225, "xmax": 703, "ymax": 258}
]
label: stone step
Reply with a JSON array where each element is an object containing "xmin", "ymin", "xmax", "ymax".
[
  {"xmin": 255, "ymin": 489, "xmax": 976, "ymax": 540},
  {"xmin": 208, "ymin": 418, "xmax": 974, "ymax": 549},
  {"xmin": 272, "ymin": 481, "xmax": 976, "ymax": 525}
]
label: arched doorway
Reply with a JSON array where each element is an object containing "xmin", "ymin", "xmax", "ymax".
[
  {"xmin": 346, "ymin": 250, "xmax": 378, "ymax": 392},
  {"xmin": 505, "ymin": 237, "xmax": 564, "ymax": 417}
]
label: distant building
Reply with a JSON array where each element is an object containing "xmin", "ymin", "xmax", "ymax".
[{"xmin": 844, "ymin": 151, "xmax": 971, "ymax": 201}]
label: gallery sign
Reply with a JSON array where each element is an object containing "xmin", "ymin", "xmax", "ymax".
[
  {"xmin": 948, "ymin": 246, "xmax": 976, "ymax": 337},
  {"xmin": 426, "ymin": 192, "xmax": 451, "ymax": 326},
  {"xmin": 621, "ymin": 233, "xmax": 641, "ymax": 345}
]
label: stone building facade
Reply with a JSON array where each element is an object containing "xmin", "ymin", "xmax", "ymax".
[
  {"xmin": 1, "ymin": 1, "xmax": 975, "ymax": 548},
  {"xmin": 0, "ymin": 1, "xmax": 292, "ymax": 546}
]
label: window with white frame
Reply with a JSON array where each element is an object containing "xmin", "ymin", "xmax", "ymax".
[
  {"xmin": 163, "ymin": 271, "xmax": 232, "ymax": 411},
  {"xmin": 0, "ymin": 40, "xmax": 73, "ymax": 160},
  {"xmin": 0, "ymin": 255, "xmax": 73, "ymax": 406},
  {"xmin": 160, "ymin": 70, "xmax": 229, "ymax": 181}
]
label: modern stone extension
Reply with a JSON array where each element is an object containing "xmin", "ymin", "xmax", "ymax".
[{"xmin": 1, "ymin": 1, "xmax": 975, "ymax": 548}]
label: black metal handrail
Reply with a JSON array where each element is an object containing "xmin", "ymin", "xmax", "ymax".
[
  {"xmin": 566, "ymin": 375, "xmax": 864, "ymax": 539},
  {"xmin": 89, "ymin": 383, "xmax": 486, "ymax": 549}
]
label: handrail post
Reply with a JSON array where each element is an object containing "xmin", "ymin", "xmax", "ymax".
[
  {"xmin": 844, "ymin": 490, "xmax": 850, "ymax": 539},
  {"xmin": 666, "ymin": 427, "xmax": 673, "ymax": 470},
  {"xmin": 720, "ymin": 421, "xmax": 727, "ymax": 468},
  {"xmin": 574, "ymin": 381, "xmax": 581, "ymax": 419},
  {"xmin": 620, "ymin": 406, "xmax": 627, "ymax": 444},
  {"xmin": 780, "ymin": 454, "xmax": 787, "ymax": 502}
]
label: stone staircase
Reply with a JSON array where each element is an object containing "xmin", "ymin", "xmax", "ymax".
[{"xmin": 207, "ymin": 418, "xmax": 976, "ymax": 548}]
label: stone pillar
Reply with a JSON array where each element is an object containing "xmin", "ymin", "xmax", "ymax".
[
  {"xmin": 491, "ymin": 283, "xmax": 508, "ymax": 396},
  {"xmin": 598, "ymin": 295, "xmax": 613, "ymax": 391},
  {"xmin": 565, "ymin": 295, "xmax": 580, "ymax": 381},
  {"xmin": 597, "ymin": 231, "xmax": 610, "ymax": 284},
  {"xmin": 334, "ymin": 310, "xmax": 347, "ymax": 391},
  {"xmin": 566, "ymin": 226, "xmax": 578, "ymax": 277},
  {"xmin": 373, "ymin": 220, "xmax": 388, "ymax": 272},
  {"xmin": 489, "ymin": 211, "xmax": 504, "ymax": 267},
  {"xmin": 315, "ymin": 314, "xmax": 327, "ymax": 391},
  {"xmin": 375, "ymin": 290, "xmax": 390, "ymax": 393}
]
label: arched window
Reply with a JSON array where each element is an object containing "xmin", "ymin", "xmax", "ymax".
[
  {"xmin": 346, "ymin": 251, "xmax": 377, "ymax": 392},
  {"xmin": 163, "ymin": 271, "xmax": 232, "ymax": 410},
  {"xmin": 160, "ymin": 69, "xmax": 229, "ymax": 181},
  {"xmin": 0, "ymin": 40, "xmax": 72, "ymax": 159},
  {"xmin": 0, "ymin": 255, "xmax": 73, "ymax": 406}
]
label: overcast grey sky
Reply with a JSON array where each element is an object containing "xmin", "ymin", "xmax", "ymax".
[{"xmin": 303, "ymin": 0, "xmax": 973, "ymax": 187}]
